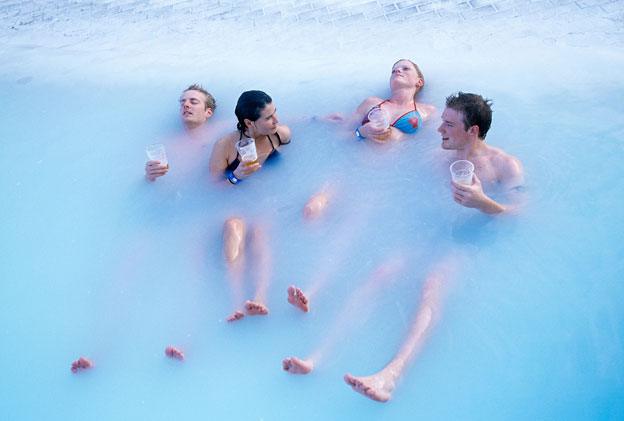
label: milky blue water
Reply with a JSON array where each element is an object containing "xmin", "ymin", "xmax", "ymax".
[{"xmin": 1, "ymin": 15, "xmax": 624, "ymax": 421}]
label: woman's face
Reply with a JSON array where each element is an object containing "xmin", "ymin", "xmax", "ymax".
[
  {"xmin": 246, "ymin": 102, "xmax": 279, "ymax": 136},
  {"xmin": 390, "ymin": 60, "xmax": 422, "ymax": 91}
]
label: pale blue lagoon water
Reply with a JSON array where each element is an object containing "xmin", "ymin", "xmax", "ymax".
[{"xmin": 1, "ymin": 5, "xmax": 624, "ymax": 420}]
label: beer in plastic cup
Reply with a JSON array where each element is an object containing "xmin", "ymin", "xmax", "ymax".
[
  {"xmin": 146, "ymin": 143, "xmax": 168, "ymax": 166},
  {"xmin": 450, "ymin": 160, "xmax": 474, "ymax": 185},
  {"xmin": 236, "ymin": 137, "xmax": 258, "ymax": 164}
]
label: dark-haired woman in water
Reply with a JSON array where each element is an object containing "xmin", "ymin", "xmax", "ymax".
[
  {"xmin": 210, "ymin": 90, "xmax": 291, "ymax": 184},
  {"xmin": 209, "ymin": 90, "xmax": 291, "ymax": 322}
]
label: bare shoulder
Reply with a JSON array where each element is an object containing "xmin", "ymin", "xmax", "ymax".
[
  {"xmin": 209, "ymin": 131, "xmax": 238, "ymax": 175},
  {"xmin": 277, "ymin": 124, "xmax": 292, "ymax": 143},
  {"xmin": 356, "ymin": 96, "xmax": 384, "ymax": 114},
  {"xmin": 215, "ymin": 131, "xmax": 238, "ymax": 148},
  {"xmin": 489, "ymin": 145, "xmax": 523, "ymax": 186}
]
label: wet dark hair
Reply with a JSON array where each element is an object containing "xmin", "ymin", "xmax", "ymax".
[
  {"xmin": 445, "ymin": 92, "xmax": 493, "ymax": 139},
  {"xmin": 235, "ymin": 90, "xmax": 273, "ymax": 132}
]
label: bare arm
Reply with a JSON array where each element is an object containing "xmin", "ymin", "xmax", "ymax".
[
  {"xmin": 322, "ymin": 97, "xmax": 380, "ymax": 128},
  {"xmin": 209, "ymin": 135, "xmax": 234, "ymax": 181},
  {"xmin": 209, "ymin": 133, "xmax": 262, "ymax": 183},
  {"xmin": 496, "ymin": 157, "xmax": 526, "ymax": 214}
]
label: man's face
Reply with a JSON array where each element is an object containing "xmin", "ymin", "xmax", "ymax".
[
  {"xmin": 247, "ymin": 102, "xmax": 278, "ymax": 135},
  {"xmin": 438, "ymin": 107, "xmax": 471, "ymax": 150},
  {"xmin": 179, "ymin": 90, "xmax": 212, "ymax": 129}
]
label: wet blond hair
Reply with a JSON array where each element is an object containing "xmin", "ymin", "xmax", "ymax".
[
  {"xmin": 393, "ymin": 59, "xmax": 425, "ymax": 97},
  {"xmin": 183, "ymin": 84, "xmax": 216, "ymax": 111}
]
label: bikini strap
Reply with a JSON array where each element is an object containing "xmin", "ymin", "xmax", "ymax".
[
  {"xmin": 267, "ymin": 134, "xmax": 277, "ymax": 151},
  {"xmin": 276, "ymin": 131, "xmax": 285, "ymax": 146}
]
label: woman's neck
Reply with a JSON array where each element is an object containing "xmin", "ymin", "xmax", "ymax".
[
  {"xmin": 389, "ymin": 87, "xmax": 416, "ymax": 107},
  {"xmin": 241, "ymin": 128, "xmax": 255, "ymax": 139}
]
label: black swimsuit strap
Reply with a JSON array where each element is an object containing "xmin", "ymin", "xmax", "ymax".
[
  {"xmin": 275, "ymin": 131, "xmax": 288, "ymax": 145},
  {"xmin": 266, "ymin": 134, "xmax": 277, "ymax": 151}
]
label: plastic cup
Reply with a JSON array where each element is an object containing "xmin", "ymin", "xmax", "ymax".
[
  {"xmin": 367, "ymin": 107, "xmax": 390, "ymax": 130},
  {"xmin": 450, "ymin": 160, "xmax": 474, "ymax": 185},
  {"xmin": 236, "ymin": 137, "xmax": 258, "ymax": 163},
  {"xmin": 146, "ymin": 143, "xmax": 168, "ymax": 166}
]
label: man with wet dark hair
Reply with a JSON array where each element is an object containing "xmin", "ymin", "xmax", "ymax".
[
  {"xmin": 343, "ymin": 92, "xmax": 525, "ymax": 403},
  {"xmin": 445, "ymin": 92, "xmax": 492, "ymax": 138},
  {"xmin": 438, "ymin": 92, "xmax": 523, "ymax": 214}
]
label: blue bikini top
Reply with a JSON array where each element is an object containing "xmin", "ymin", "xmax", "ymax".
[{"xmin": 362, "ymin": 100, "xmax": 422, "ymax": 134}]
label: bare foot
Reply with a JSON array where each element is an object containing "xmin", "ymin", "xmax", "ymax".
[
  {"xmin": 226, "ymin": 310, "xmax": 245, "ymax": 322},
  {"xmin": 71, "ymin": 357, "xmax": 93, "ymax": 373},
  {"xmin": 245, "ymin": 300, "xmax": 268, "ymax": 316},
  {"xmin": 343, "ymin": 373, "xmax": 395, "ymax": 403},
  {"xmin": 164, "ymin": 346, "xmax": 185, "ymax": 361},
  {"xmin": 287, "ymin": 285, "xmax": 309, "ymax": 312},
  {"xmin": 223, "ymin": 218, "xmax": 245, "ymax": 263},
  {"xmin": 282, "ymin": 357, "xmax": 313, "ymax": 374}
]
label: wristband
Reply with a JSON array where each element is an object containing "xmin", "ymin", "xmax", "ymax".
[
  {"xmin": 355, "ymin": 127, "xmax": 366, "ymax": 141},
  {"xmin": 226, "ymin": 170, "xmax": 241, "ymax": 185}
]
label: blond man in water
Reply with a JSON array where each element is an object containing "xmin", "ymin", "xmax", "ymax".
[{"xmin": 145, "ymin": 84, "xmax": 217, "ymax": 181}]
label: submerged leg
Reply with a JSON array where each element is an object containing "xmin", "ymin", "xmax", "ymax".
[
  {"xmin": 283, "ymin": 255, "xmax": 406, "ymax": 375},
  {"xmin": 303, "ymin": 190, "xmax": 331, "ymax": 220},
  {"xmin": 223, "ymin": 217, "xmax": 245, "ymax": 264},
  {"xmin": 344, "ymin": 257, "xmax": 456, "ymax": 402},
  {"xmin": 246, "ymin": 225, "xmax": 271, "ymax": 316},
  {"xmin": 295, "ymin": 205, "xmax": 372, "ymax": 309},
  {"xmin": 223, "ymin": 218, "xmax": 246, "ymax": 320}
]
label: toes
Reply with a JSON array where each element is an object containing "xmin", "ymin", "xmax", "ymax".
[
  {"xmin": 344, "ymin": 374, "xmax": 356, "ymax": 386},
  {"xmin": 227, "ymin": 311, "xmax": 244, "ymax": 322}
]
